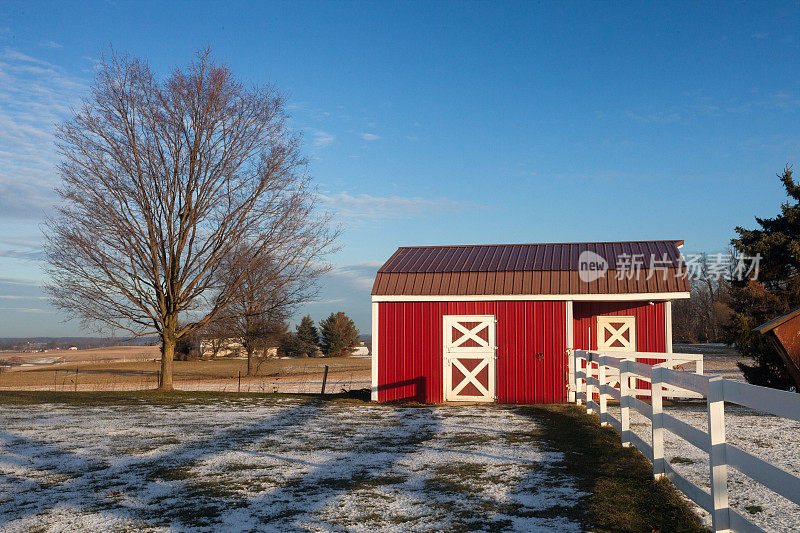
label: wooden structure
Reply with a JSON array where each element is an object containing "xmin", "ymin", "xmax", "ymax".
[
  {"xmin": 755, "ymin": 307, "xmax": 800, "ymax": 390},
  {"xmin": 371, "ymin": 240, "xmax": 690, "ymax": 403}
]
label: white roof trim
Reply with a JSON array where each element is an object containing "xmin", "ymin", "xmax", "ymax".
[{"xmin": 371, "ymin": 292, "xmax": 690, "ymax": 302}]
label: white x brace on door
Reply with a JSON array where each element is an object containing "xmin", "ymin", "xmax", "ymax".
[
  {"xmin": 597, "ymin": 316, "xmax": 636, "ymax": 351},
  {"xmin": 443, "ymin": 315, "xmax": 496, "ymax": 402}
]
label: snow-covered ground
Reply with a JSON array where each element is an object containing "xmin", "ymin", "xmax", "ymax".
[
  {"xmin": 606, "ymin": 402, "xmax": 800, "ymax": 532},
  {"xmin": 0, "ymin": 398, "xmax": 586, "ymax": 532}
]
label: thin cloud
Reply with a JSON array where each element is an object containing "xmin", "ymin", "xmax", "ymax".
[
  {"xmin": 0, "ymin": 277, "xmax": 53, "ymax": 319},
  {"xmin": 0, "ymin": 48, "xmax": 51, "ymax": 65},
  {"xmin": 0, "ymin": 277, "xmax": 41, "ymax": 287},
  {"xmin": 626, "ymin": 111, "xmax": 682, "ymax": 124},
  {"xmin": 309, "ymin": 297, "xmax": 347, "ymax": 305},
  {"xmin": 360, "ymin": 133, "xmax": 380, "ymax": 141},
  {"xmin": 331, "ymin": 262, "xmax": 382, "ymax": 291},
  {"xmin": 0, "ymin": 306, "xmax": 54, "ymax": 313},
  {"xmin": 40, "ymin": 41, "xmax": 63, "ymax": 49},
  {"xmin": 0, "ymin": 47, "xmax": 88, "ymax": 221},
  {"xmin": 0, "ymin": 248, "xmax": 45, "ymax": 261},
  {"xmin": 312, "ymin": 130, "xmax": 335, "ymax": 147},
  {"xmin": 0, "ymin": 235, "xmax": 42, "ymax": 247},
  {"xmin": 292, "ymin": 262, "xmax": 380, "ymax": 330},
  {"xmin": 320, "ymin": 192, "xmax": 471, "ymax": 219}
]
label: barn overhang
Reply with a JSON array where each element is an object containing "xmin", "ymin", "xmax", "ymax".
[{"xmin": 755, "ymin": 307, "xmax": 800, "ymax": 390}]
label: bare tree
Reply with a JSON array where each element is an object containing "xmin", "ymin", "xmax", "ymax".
[
  {"xmin": 672, "ymin": 252, "xmax": 734, "ymax": 344},
  {"xmin": 216, "ymin": 246, "xmax": 305, "ymax": 375},
  {"xmin": 44, "ymin": 49, "xmax": 338, "ymax": 390}
]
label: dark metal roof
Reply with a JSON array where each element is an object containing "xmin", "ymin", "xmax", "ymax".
[
  {"xmin": 378, "ymin": 241, "xmax": 685, "ymax": 273},
  {"xmin": 372, "ymin": 240, "xmax": 689, "ymax": 296}
]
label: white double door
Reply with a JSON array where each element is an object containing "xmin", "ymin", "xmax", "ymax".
[{"xmin": 443, "ymin": 315, "xmax": 496, "ymax": 402}]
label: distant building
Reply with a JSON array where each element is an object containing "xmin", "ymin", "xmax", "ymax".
[
  {"xmin": 69, "ymin": 346, "xmax": 78, "ymax": 351},
  {"xmin": 200, "ymin": 338, "xmax": 243, "ymax": 358},
  {"xmin": 199, "ymin": 338, "xmax": 277, "ymax": 358},
  {"xmin": 350, "ymin": 343, "xmax": 369, "ymax": 356}
]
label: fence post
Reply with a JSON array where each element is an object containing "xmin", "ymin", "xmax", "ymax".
[
  {"xmin": 707, "ymin": 376, "xmax": 730, "ymax": 532},
  {"xmin": 586, "ymin": 353, "xmax": 595, "ymax": 414},
  {"xmin": 620, "ymin": 359, "xmax": 631, "ymax": 447},
  {"xmin": 651, "ymin": 365, "xmax": 665, "ymax": 479},
  {"xmin": 575, "ymin": 351, "xmax": 583, "ymax": 405},
  {"xmin": 237, "ymin": 371, "xmax": 241, "ymax": 394},
  {"xmin": 321, "ymin": 365, "xmax": 329, "ymax": 394},
  {"xmin": 74, "ymin": 368, "xmax": 78, "ymax": 392},
  {"xmin": 598, "ymin": 359, "xmax": 608, "ymax": 426},
  {"xmin": 567, "ymin": 349, "xmax": 575, "ymax": 403}
]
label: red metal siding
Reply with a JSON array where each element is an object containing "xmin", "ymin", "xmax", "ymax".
[
  {"xmin": 572, "ymin": 301, "xmax": 666, "ymax": 352},
  {"xmin": 377, "ymin": 301, "xmax": 567, "ymax": 404},
  {"xmin": 573, "ymin": 301, "xmax": 666, "ymax": 395}
]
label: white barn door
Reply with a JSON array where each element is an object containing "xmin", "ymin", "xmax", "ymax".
[{"xmin": 443, "ymin": 315, "xmax": 496, "ymax": 402}]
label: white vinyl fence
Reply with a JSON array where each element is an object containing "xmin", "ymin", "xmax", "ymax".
[{"xmin": 570, "ymin": 349, "xmax": 800, "ymax": 533}]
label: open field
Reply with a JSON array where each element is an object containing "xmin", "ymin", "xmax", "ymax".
[
  {"xmin": 0, "ymin": 393, "xmax": 701, "ymax": 532},
  {"xmin": 0, "ymin": 357, "xmax": 371, "ymax": 393},
  {"xmin": 674, "ymin": 344, "xmax": 750, "ymax": 382},
  {"xmin": 0, "ymin": 343, "xmax": 751, "ymax": 394},
  {"xmin": 0, "ymin": 346, "xmax": 161, "ymax": 367}
]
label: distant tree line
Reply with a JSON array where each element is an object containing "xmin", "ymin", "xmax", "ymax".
[
  {"xmin": 175, "ymin": 311, "xmax": 362, "ymax": 372},
  {"xmin": 672, "ymin": 253, "xmax": 734, "ymax": 345}
]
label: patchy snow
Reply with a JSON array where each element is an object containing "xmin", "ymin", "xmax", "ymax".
[
  {"xmin": 0, "ymin": 399, "xmax": 585, "ymax": 531},
  {"xmin": 606, "ymin": 402, "xmax": 800, "ymax": 532}
]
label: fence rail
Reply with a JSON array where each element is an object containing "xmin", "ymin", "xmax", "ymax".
[{"xmin": 570, "ymin": 349, "xmax": 800, "ymax": 533}]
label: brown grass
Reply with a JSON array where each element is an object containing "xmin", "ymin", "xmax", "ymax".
[
  {"xmin": 519, "ymin": 404, "xmax": 706, "ymax": 533},
  {"xmin": 0, "ymin": 357, "xmax": 370, "ymax": 389}
]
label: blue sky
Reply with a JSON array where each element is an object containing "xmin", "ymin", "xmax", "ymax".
[{"xmin": 1, "ymin": 1, "xmax": 800, "ymax": 337}]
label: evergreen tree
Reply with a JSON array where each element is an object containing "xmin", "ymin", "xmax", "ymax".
[
  {"xmin": 296, "ymin": 315, "xmax": 319, "ymax": 347},
  {"xmin": 281, "ymin": 316, "xmax": 319, "ymax": 357},
  {"xmin": 729, "ymin": 165, "xmax": 800, "ymax": 389},
  {"xmin": 319, "ymin": 312, "xmax": 360, "ymax": 357}
]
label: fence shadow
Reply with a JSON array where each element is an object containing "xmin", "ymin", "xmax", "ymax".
[{"xmin": 376, "ymin": 376, "xmax": 427, "ymax": 402}]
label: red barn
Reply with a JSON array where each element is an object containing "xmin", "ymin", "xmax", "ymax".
[{"xmin": 370, "ymin": 240, "xmax": 689, "ymax": 403}]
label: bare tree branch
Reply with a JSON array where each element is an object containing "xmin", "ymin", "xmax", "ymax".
[{"xmin": 43, "ymin": 48, "xmax": 339, "ymax": 389}]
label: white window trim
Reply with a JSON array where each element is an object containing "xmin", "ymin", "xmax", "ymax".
[{"xmin": 597, "ymin": 315, "xmax": 636, "ymax": 351}]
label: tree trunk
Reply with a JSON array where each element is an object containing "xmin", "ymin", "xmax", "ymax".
[
  {"xmin": 159, "ymin": 337, "xmax": 175, "ymax": 391},
  {"xmin": 247, "ymin": 350, "xmax": 254, "ymax": 377}
]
